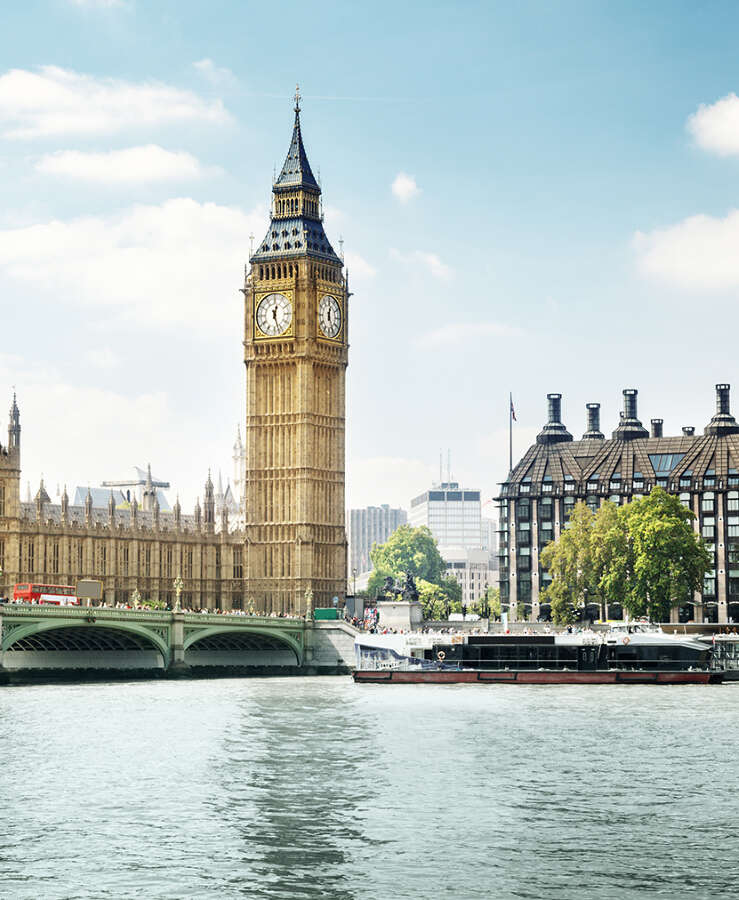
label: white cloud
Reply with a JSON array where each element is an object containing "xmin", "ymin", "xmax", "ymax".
[
  {"xmin": 416, "ymin": 322, "xmax": 524, "ymax": 350},
  {"xmin": 687, "ymin": 93, "xmax": 739, "ymax": 157},
  {"xmin": 85, "ymin": 347, "xmax": 119, "ymax": 369},
  {"xmin": 344, "ymin": 250, "xmax": 376, "ymax": 279},
  {"xmin": 0, "ymin": 353, "xmax": 174, "ymax": 501},
  {"xmin": 193, "ymin": 58, "xmax": 235, "ymax": 86},
  {"xmin": 35, "ymin": 145, "xmax": 214, "ymax": 182},
  {"xmin": 0, "ymin": 66, "xmax": 230, "ymax": 139},
  {"xmin": 347, "ymin": 456, "xmax": 437, "ymax": 509},
  {"xmin": 391, "ymin": 172, "xmax": 420, "ymax": 202},
  {"xmin": 390, "ymin": 248, "xmax": 452, "ymax": 280},
  {"xmin": 68, "ymin": 0, "xmax": 126, "ymax": 7},
  {"xmin": 0, "ymin": 198, "xmax": 265, "ymax": 333},
  {"xmin": 634, "ymin": 209, "xmax": 739, "ymax": 291}
]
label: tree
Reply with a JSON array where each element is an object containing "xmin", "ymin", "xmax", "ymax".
[
  {"xmin": 484, "ymin": 586, "xmax": 501, "ymax": 620},
  {"xmin": 440, "ymin": 575, "xmax": 462, "ymax": 606},
  {"xmin": 540, "ymin": 501, "xmax": 597, "ymax": 624},
  {"xmin": 621, "ymin": 487, "xmax": 711, "ymax": 621},
  {"xmin": 369, "ymin": 525, "xmax": 445, "ymax": 588},
  {"xmin": 416, "ymin": 578, "xmax": 448, "ymax": 621},
  {"xmin": 367, "ymin": 525, "xmax": 462, "ymax": 618},
  {"xmin": 591, "ymin": 500, "xmax": 630, "ymax": 618},
  {"xmin": 366, "ymin": 563, "xmax": 395, "ymax": 599},
  {"xmin": 540, "ymin": 489, "xmax": 712, "ymax": 624}
]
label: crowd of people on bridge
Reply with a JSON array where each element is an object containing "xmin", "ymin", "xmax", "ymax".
[{"xmin": 1, "ymin": 597, "xmax": 305, "ymax": 619}]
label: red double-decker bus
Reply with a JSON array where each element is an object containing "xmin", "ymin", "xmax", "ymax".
[{"xmin": 13, "ymin": 583, "xmax": 79, "ymax": 605}]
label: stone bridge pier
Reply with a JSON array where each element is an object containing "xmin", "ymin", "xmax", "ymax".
[{"xmin": 0, "ymin": 605, "xmax": 357, "ymax": 679}]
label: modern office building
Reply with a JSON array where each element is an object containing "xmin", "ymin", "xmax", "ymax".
[
  {"xmin": 410, "ymin": 482, "xmax": 496, "ymax": 603},
  {"xmin": 497, "ymin": 385, "xmax": 739, "ymax": 624},
  {"xmin": 409, "ymin": 482, "xmax": 483, "ymax": 550},
  {"xmin": 347, "ymin": 505, "xmax": 407, "ymax": 575}
]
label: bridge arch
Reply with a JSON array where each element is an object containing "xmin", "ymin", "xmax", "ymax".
[
  {"xmin": 183, "ymin": 626, "xmax": 302, "ymax": 667},
  {"xmin": 2, "ymin": 620, "xmax": 169, "ymax": 669}
]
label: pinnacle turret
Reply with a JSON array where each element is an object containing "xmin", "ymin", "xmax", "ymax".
[{"xmin": 8, "ymin": 391, "xmax": 20, "ymax": 453}]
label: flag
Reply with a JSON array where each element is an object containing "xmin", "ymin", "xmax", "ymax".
[{"xmin": 510, "ymin": 397, "xmax": 517, "ymax": 422}]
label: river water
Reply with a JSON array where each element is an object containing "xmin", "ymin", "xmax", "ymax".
[{"xmin": 1, "ymin": 678, "xmax": 738, "ymax": 899}]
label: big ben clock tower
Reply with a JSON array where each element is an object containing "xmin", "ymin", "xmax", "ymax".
[{"xmin": 243, "ymin": 90, "xmax": 348, "ymax": 614}]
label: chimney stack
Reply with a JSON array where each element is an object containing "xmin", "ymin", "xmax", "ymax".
[
  {"xmin": 583, "ymin": 403, "xmax": 604, "ymax": 440},
  {"xmin": 651, "ymin": 419, "xmax": 663, "ymax": 438},
  {"xmin": 705, "ymin": 383, "xmax": 739, "ymax": 435},
  {"xmin": 536, "ymin": 393, "xmax": 573, "ymax": 445},
  {"xmin": 612, "ymin": 388, "xmax": 649, "ymax": 440},
  {"xmin": 683, "ymin": 426, "xmax": 695, "ymax": 436},
  {"xmin": 623, "ymin": 389, "xmax": 637, "ymax": 420},
  {"xmin": 547, "ymin": 393, "xmax": 562, "ymax": 424},
  {"xmin": 717, "ymin": 384, "xmax": 731, "ymax": 416}
]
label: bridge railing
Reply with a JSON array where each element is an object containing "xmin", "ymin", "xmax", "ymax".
[{"xmin": 0, "ymin": 603, "xmax": 306, "ymax": 629}]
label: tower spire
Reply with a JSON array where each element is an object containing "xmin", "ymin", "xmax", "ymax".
[
  {"xmin": 8, "ymin": 391, "xmax": 20, "ymax": 453},
  {"xmin": 251, "ymin": 96, "xmax": 340, "ymax": 264}
]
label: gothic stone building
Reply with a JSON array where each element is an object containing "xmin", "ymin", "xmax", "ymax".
[
  {"xmin": 0, "ymin": 396, "xmax": 244, "ymax": 608},
  {"xmin": 0, "ymin": 100, "xmax": 348, "ymax": 613},
  {"xmin": 497, "ymin": 385, "xmax": 739, "ymax": 625}
]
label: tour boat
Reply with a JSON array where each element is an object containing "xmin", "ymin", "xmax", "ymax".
[{"xmin": 353, "ymin": 630, "xmax": 724, "ymax": 684}]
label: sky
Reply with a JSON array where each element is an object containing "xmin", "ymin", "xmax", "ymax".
[{"xmin": 3, "ymin": 1, "xmax": 739, "ymax": 514}]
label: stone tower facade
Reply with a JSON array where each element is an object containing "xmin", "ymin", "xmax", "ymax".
[{"xmin": 243, "ymin": 95, "xmax": 348, "ymax": 613}]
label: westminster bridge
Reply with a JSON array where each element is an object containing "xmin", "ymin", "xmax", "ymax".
[{"xmin": 0, "ymin": 604, "xmax": 357, "ymax": 679}]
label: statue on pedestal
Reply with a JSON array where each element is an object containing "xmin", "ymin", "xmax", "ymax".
[{"xmin": 401, "ymin": 572, "xmax": 419, "ymax": 604}]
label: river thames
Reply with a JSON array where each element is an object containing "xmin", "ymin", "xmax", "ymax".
[{"xmin": 1, "ymin": 678, "xmax": 738, "ymax": 899}]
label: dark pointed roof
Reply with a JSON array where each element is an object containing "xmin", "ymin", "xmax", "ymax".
[
  {"xmin": 501, "ymin": 386, "xmax": 739, "ymax": 499},
  {"xmin": 250, "ymin": 100, "xmax": 341, "ymax": 266},
  {"xmin": 275, "ymin": 108, "xmax": 320, "ymax": 191}
]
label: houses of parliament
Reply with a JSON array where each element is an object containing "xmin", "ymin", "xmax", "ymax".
[{"xmin": 0, "ymin": 97, "xmax": 349, "ymax": 613}]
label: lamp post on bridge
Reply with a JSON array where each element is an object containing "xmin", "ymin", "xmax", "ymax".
[{"xmin": 173, "ymin": 575, "xmax": 184, "ymax": 612}]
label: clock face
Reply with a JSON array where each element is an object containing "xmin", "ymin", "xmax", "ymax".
[
  {"xmin": 318, "ymin": 294, "xmax": 342, "ymax": 339},
  {"xmin": 256, "ymin": 293, "xmax": 292, "ymax": 337}
]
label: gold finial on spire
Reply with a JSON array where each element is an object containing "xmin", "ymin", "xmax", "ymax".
[{"xmin": 294, "ymin": 83, "xmax": 301, "ymax": 113}]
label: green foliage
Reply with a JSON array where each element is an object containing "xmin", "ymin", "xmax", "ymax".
[
  {"xmin": 540, "ymin": 501, "xmax": 597, "ymax": 624},
  {"xmin": 483, "ymin": 586, "xmax": 501, "ymax": 620},
  {"xmin": 416, "ymin": 578, "xmax": 448, "ymax": 620},
  {"xmin": 621, "ymin": 488, "xmax": 711, "ymax": 621},
  {"xmin": 369, "ymin": 525, "xmax": 445, "ymax": 586},
  {"xmin": 440, "ymin": 575, "xmax": 462, "ymax": 605},
  {"xmin": 366, "ymin": 564, "xmax": 395, "ymax": 599},
  {"xmin": 540, "ymin": 489, "xmax": 711, "ymax": 623},
  {"xmin": 368, "ymin": 525, "xmax": 462, "ymax": 619}
]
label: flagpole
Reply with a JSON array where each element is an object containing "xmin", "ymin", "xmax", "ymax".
[{"xmin": 509, "ymin": 391, "xmax": 513, "ymax": 474}]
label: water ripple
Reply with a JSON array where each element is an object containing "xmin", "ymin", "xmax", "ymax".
[{"xmin": 1, "ymin": 679, "xmax": 739, "ymax": 898}]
